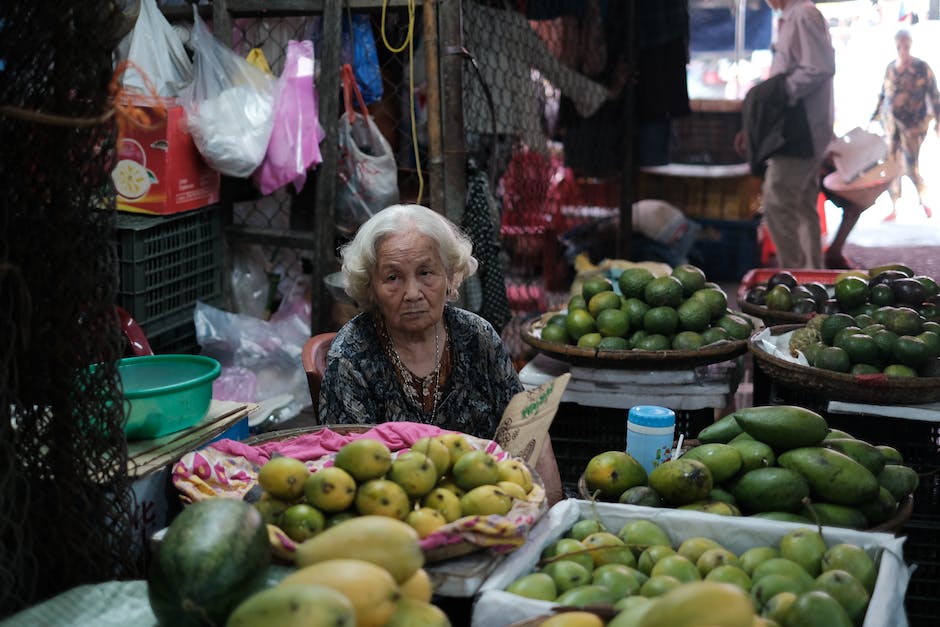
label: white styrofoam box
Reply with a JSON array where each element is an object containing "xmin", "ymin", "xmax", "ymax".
[{"xmin": 472, "ymin": 500, "xmax": 909, "ymax": 627}]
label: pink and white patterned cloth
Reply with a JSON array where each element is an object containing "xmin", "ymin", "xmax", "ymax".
[{"xmin": 171, "ymin": 421, "xmax": 546, "ymax": 556}]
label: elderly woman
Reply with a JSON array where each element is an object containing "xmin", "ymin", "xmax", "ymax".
[
  {"xmin": 319, "ymin": 204, "xmax": 562, "ymax": 501},
  {"xmin": 872, "ymin": 28, "xmax": 940, "ymax": 221}
]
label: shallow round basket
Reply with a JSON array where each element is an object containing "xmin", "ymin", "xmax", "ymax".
[
  {"xmin": 739, "ymin": 299, "xmax": 815, "ymax": 326},
  {"xmin": 522, "ymin": 313, "xmax": 749, "ymax": 370},
  {"xmin": 244, "ymin": 424, "xmax": 544, "ymax": 562},
  {"xmin": 750, "ymin": 324, "xmax": 940, "ymax": 404}
]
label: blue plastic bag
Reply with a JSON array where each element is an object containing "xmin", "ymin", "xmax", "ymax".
[{"xmin": 309, "ymin": 13, "xmax": 383, "ymax": 104}]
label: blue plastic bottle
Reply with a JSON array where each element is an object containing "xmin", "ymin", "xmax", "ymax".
[{"xmin": 626, "ymin": 405, "xmax": 676, "ymax": 475}]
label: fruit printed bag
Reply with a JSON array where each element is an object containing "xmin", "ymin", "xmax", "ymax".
[
  {"xmin": 253, "ymin": 40, "xmax": 325, "ymax": 195},
  {"xmin": 180, "ymin": 6, "xmax": 276, "ymax": 177}
]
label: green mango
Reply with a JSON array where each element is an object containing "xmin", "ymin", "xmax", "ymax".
[
  {"xmin": 820, "ymin": 438, "xmax": 886, "ymax": 476},
  {"xmin": 823, "ymin": 428, "xmax": 854, "ymax": 440},
  {"xmin": 803, "ymin": 502, "xmax": 868, "ymax": 530},
  {"xmin": 697, "ymin": 413, "xmax": 745, "ymax": 444},
  {"xmin": 733, "ymin": 406, "xmax": 829, "ymax": 451},
  {"xmin": 857, "ymin": 486, "xmax": 899, "ymax": 527},
  {"xmin": 777, "ymin": 447, "xmax": 879, "ymax": 506},
  {"xmin": 877, "ymin": 464, "xmax": 919, "ymax": 501},
  {"xmin": 552, "ymin": 583, "xmax": 615, "ymax": 608},
  {"xmin": 783, "ymin": 590, "xmax": 853, "ymax": 627},
  {"xmin": 750, "ymin": 511, "xmax": 813, "ymax": 524},
  {"xmin": 731, "ymin": 467, "xmax": 810, "ymax": 514}
]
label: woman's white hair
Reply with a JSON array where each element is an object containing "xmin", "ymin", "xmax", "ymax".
[{"xmin": 340, "ymin": 204, "xmax": 478, "ymax": 310}]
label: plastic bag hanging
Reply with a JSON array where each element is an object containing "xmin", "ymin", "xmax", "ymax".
[
  {"xmin": 335, "ymin": 63, "xmax": 399, "ymax": 235},
  {"xmin": 121, "ymin": 0, "xmax": 193, "ymax": 98},
  {"xmin": 180, "ymin": 6, "xmax": 277, "ymax": 178},
  {"xmin": 253, "ymin": 40, "xmax": 325, "ymax": 195}
]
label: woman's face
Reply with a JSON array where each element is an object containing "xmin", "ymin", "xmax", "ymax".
[
  {"xmin": 371, "ymin": 230, "xmax": 448, "ymax": 336},
  {"xmin": 896, "ymin": 37, "xmax": 912, "ymax": 65}
]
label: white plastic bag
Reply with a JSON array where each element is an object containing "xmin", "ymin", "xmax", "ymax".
[
  {"xmin": 121, "ymin": 0, "xmax": 193, "ymax": 97},
  {"xmin": 180, "ymin": 6, "xmax": 277, "ymax": 177},
  {"xmin": 335, "ymin": 63, "xmax": 399, "ymax": 235}
]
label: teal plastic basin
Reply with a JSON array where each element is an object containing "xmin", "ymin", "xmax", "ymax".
[{"xmin": 119, "ymin": 354, "xmax": 221, "ymax": 440}]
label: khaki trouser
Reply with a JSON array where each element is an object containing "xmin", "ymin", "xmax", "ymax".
[{"xmin": 762, "ymin": 154, "xmax": 825, "ymax": 269}]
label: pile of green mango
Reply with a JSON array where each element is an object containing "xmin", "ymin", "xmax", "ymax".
[
  {"xmin": 582, "ymin": 405, "xmax": 919, "ymax": 530},
  {"xmin": 684, "ymin": 405, "xmax": 918, "ymax": 529}
]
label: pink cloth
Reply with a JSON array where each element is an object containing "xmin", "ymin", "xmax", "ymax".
[{"xmin": 209, "ymin": 421, "xmax": 450, "ymax": 465}]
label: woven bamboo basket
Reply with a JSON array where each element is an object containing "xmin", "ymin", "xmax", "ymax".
[
  {"xmin": 750, "ymin": 324, "xmax": 940, "ymax": 404},
  {"xmin": 521, "ymin": 312, "xmax": 750, "ymax": 370}
]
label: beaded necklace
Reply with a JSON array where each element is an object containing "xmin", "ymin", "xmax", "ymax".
[{"xmin": 383, "ymin": 320, "xmax": 445, "ymax": 418}]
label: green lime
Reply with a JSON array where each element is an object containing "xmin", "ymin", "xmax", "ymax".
[
  {"xmin": 717, "ymin": 313, "xmax": 752, "ymax": 340},
  {"xmin": 589, "ymin": 290, "xmax": 623, "ymax": 318},
  {"xmin": 883, "ymin": 364, "xmax": 918, "ymax": 378},
  {"xmin": 765, "ymin": 284, "xmax": 794, "ymax": 311},
  {"xmin": 701, "ymin": 326, "xmax": 730, "ymax": 345},
  {"xmin": 677, "ymin": 298, "xmax": 711, "ymax": 332},
  {"xmin": 914, "ymin": 275, "xmax": 939, "ymax": 299},
  {"xmin": 871, "ymin": 306, "xmax": 897, "ymax": 326},
  {"xmin": 671, "ymin": 264, "xmax": 707, "ymax": 297},
  {"xmin": 840, "ymin": 333, "xmax": 880, "ymax": 366},
  {"xmin": 872, "ymin": 328, "xmax": 900, "ymax": 360},
  {"xmin": 886, "ymin": 307, "xmax": 924, "ymax": 337},
  {"xmin": 598, "ymin": 336, "xmax": 630, "ymax": 351},
  {"xmin": 832, "ymin": 326, "xmax": 864, "ymax": 349},
  {"xmin": 916, "ymin": 331, "xmax": 940, "ymax": 358},
  {"xmin": 644, "ymin": 306, "xmax": 679, "ymax": 336},
  {"xmin": 635, "ymin": 333, "xmax": 672, "ymax": 351},
  {"xmin": 541, "ymin": 323, "xmax": 570, "ymax": 345},
  {"xmin": 565, "ymin": 308, "xmax": 597, "ymax": 341},
  {"xmin": 596, "ymin": 308, "xmax": 631, "ymax": 338},
  {"xmin": 814, "ymin": 346, "xmax": 851, "ymax": 373},
  {"xmin": 820, "ymin": 313, "xmax": 857, "ymax": 345},
  {"xmin": 850, "ymin": 303, "xmax": 877, "ymax": 317},
  {"xmin": 672, "ymin": 331, "xmax": 705, "ymax": 350},
  {"xmin": 861, "ymin": 323, "xmax": 886, "ymax": 336},
  {"xmin": 853, "ymin": 313, "xmax": 876, "ymax": 329},
  {"xmin": 548, "ymin": 313, "xmax": 568, "ymax": 327},
  {"xmin": 892, "ymin": 335, "xmax": 930, "ymax": 367},
  {"xmin": 691, "ymin": 288, "xmax": 728, "ymax": 319},
  {"xmin": 834, "ymin": 276, "xmax": 870, "ymax": 310},
  {"xmin": 869, "ymin": 283, "xmax": 895, "ymax": 307},
  {"xmin": 618, "ymin": 267, "xmax": 655, "ymax": 299},
  {"xmin": 802, "ymin": 341, "xmax": 826, "ymax": 365},
  {"xmin": 582, "ymin": 276, "xmax": 615, "ymax": 303},
  {"xmin": 923, "ymin": 320, "xmax": 940, "ymax": 335},
  {"xmin": 850, "ymin": 363, "xmax": 881, "ymax": 375},
  {"xmin": 569, "ymin": 294, "xmax": 587, "ymax": 311},
  {"xmin": 621, "ymin": 297, "xmax": 651, "ymax": 330},
  {"xmin": 628, "ymin": 329, "xmax": 649, "ymax": 349},
  {"xmin": 644, "ymin": 275, "xmax": 684, "ymax": 308},
  {"xmin": 577, "ymin": 332, "xmax": 604, "ymax": 348}
]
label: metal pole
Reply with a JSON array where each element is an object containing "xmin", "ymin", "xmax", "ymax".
[{"xmin": 423, "ymin": 0, "xmax": 445, "ymax": 214}]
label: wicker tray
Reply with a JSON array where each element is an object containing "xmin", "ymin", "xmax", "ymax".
[
  {"xmin": 521, "ymin": 313, "xmax": 749, "ymax": 370},
  {"xmin": 750, "ymin": 324, "xmax": 940, "ymax": 404},
  {"xmin": 245, "ymin": 423, "xmax": 545, "ymax": 563}
]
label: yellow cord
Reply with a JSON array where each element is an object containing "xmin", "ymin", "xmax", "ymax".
[{"xmin": 380, "ymin": 0, "xmax": 423, "ymax": 205}]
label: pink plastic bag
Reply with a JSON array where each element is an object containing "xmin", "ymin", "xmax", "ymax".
[{"xmin": 253, "ymin": 40, "xmax": 325, "ymax": 195}]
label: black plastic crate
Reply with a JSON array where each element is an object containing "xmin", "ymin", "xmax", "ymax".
[
  {"xmin": 113, "ymin": 206, "xmax": 223, "ymax": 333},
  {"xmin": 549, "ymin": 403, "xmax": 716, "ymax": 492},
  {"xmin": 115, "ymin": 206, "xmax": 221, "ymax": 293},
  {"xmin": 902, "ymin": 518, "xmax": 940, "ymax": 626}
]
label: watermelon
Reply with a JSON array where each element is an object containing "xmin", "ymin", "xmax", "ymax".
[{"xmin": 148, "ymin": 498, "xmax": 271, "ymax": 626}]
